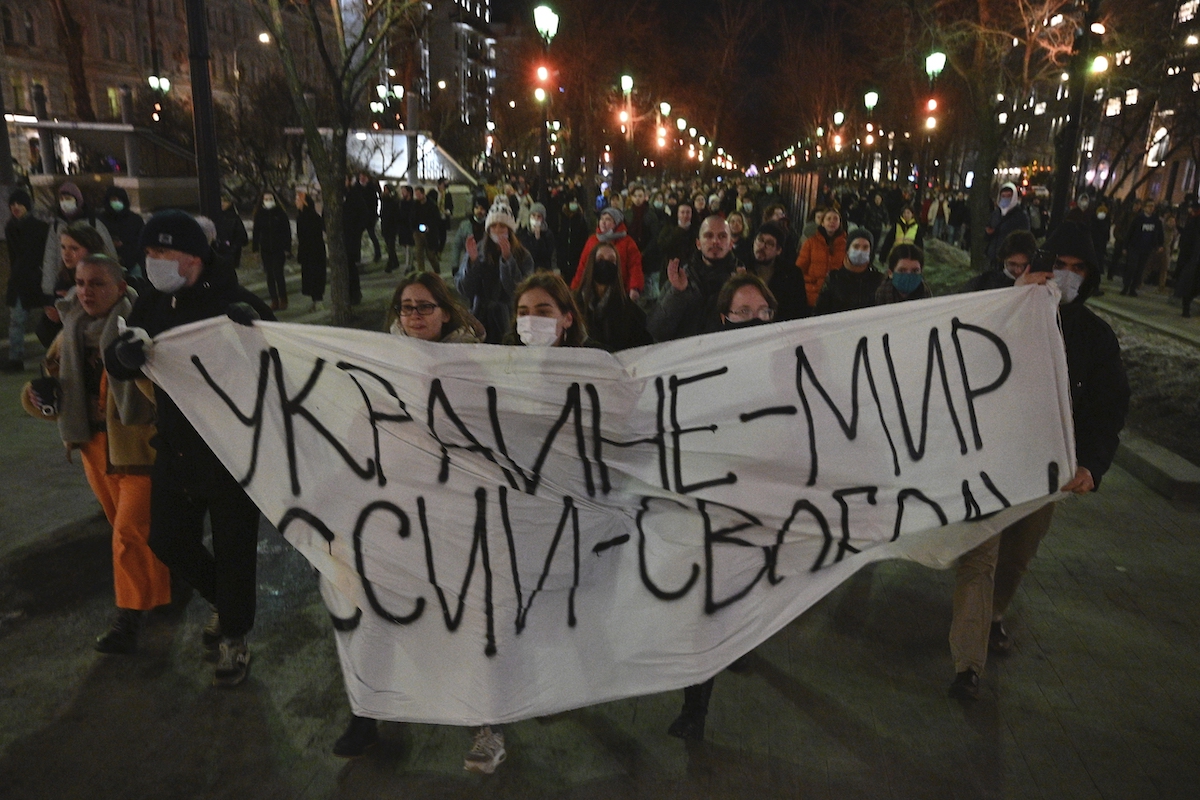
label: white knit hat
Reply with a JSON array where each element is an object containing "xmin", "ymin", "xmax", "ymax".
[{"xmin": 485, "ymin": 203, "xmax": 517, "ymax": 233}]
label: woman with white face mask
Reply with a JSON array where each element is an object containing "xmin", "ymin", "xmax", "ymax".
[
  {"xmin": 456, "ymin": 203, "xmax": 534, "ymax": 344},
  {"xmin": 507, "ymin": 271, "xmax": 591, "ymax": 347}
]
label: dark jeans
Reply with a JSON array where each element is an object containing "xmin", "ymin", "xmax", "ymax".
[
  {"xmin": 261, "ymin": 251, "xmax": 287, "ymax": 302},
  {"xmin": 148, "ymin": 455, "xmax": 261, "ymax": 639},
  {"xmin": 1123, "ymin": 249, "xmax": 1150, "ymax": 294}
]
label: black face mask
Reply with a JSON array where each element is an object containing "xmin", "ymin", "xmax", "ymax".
[
  {"xmin": 722, "ymin": 317, "xmax": 769, "ymax": 330},
  {"xmin": 592, "ymin": 259, "xmax": 619, "ymax": 286}
]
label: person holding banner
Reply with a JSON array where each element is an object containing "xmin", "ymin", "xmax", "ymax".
[
  {"xmin": 105, "ymin": 210, "xmax": 274, "ymax": 688},
  {"xmin": 948, "ymin": 220, "xmax": 1128, "ymax": 700}
]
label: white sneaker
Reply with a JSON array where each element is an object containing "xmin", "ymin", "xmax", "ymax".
[{"xmin": 464, "ymin": 726, "xmax": 506, "ymax": 774}]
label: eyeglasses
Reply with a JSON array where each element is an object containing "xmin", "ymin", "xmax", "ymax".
[
  {"xmin": 396, "ymin": 302, "xmax": 440, "ymax": 317},
  {"xmin": 727, "ymin": 306, "xmax": 775, "ymax": 322}
]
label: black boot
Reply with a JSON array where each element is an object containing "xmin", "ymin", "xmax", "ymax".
[
  {"xmin": 667, "ymin": 678, "xmax": 714, "ymax": 740},
  {"xmin": 333, "ymin": 715, "xmax": 379, "ymax": 757},
  {"xmin": 95, "ymin": 608, "xmax": 143, "ymax": 654}
]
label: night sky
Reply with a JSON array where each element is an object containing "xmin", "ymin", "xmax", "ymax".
[{"xmin": 492, "ymin": 0, "xmax": 786, "ymax": 165}]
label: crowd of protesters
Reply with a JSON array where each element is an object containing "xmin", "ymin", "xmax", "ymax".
[{"xmin": 6, "ymin": 165, "xmax": 1161, "ymax": 774}]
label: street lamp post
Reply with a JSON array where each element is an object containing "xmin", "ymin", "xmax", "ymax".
[
  {"xmin": 184, "ymin": 0, "xmax": 221, "ymax": 217},
  {"xmin": 534, "ymin": 5, "xmax": 559, "ymax": 197},
  {"xmin": 1049, "ymin": 0, "xmax": 1100, "ymax": 233},
  {"xmin": 920, "ymin": 51, "xmax": 946, "ymax": 200}
]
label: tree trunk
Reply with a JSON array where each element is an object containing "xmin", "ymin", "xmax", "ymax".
[
  {"xmin": 969, "ymin": 102, "xmax": 1004, "ymax": 272},
  {"xmin": 319, "ymin": 129, "xmax": 351, "ymax": 326}
]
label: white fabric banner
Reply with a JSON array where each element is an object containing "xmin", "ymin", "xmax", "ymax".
[{"xmin": 142, "ymin": 285, "xmax": 1074, "ymax": 725}]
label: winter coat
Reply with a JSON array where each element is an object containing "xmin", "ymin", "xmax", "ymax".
[
  {"xmin": 453, "ymin": 215, "xmax": 487, "ymax": 271},
  {"xmin": 574, "ymin": 287, "xmax": 653, "ymax": 352},
  {"xmin": 105, "ymin": 255, "xmax": 274, "ymax": 487},
  {"xmin": 814, "ymin": 266, "xmax": 885, "ymax": 316},
  {"xmin": 572, "ymin": 224, "xmax": 645, "ymax": 292},
  {"xmin": 5, "ymin": 212, "xmax": 50, "ymax": 309},
  {"xmin": 296, "ymin": 201, "xmax": 327, "ymax": 299},
  {"xmin": 960, "ymin": 270, "xmax": 1015, "ymax": 293},
  {"xmin": 556, "ymin": 208, "xmax": 591, "ymax": 284},
  {"xmin": 749, "ymin": 258, "xmax": 809, "ymax": 321},
  {"xmin": 24, "ymin": 288, "xmax": 156, "ymax": 469},
  {"xmin": 795, "ymin": 228, "xmax": 847, "ymax": 307},
  {"xmin": 252, "ymin": 205, "xmax": 292, "ymax": 259},
  {"xmin": 874, "ymin": 276, "xmax": 933, "ymax": 305},
  {"xmin": 518, "ymin": 226, "xmax": 556, "ymax": 272},
  {"xmin": 985, "ymin": 203, "xmax": 1031, "ymax": 265},
  {"xmin": 99, "ymin": 187, "xmax": 146, "ymax": 272},
  {"xmin": 647, "ymin": 251, "xmax": 743, "ymax": 341},
  {"xmin": 213, "ymin": 206, "xmax": 249, "ymax": 269},
  {"xmin": 455, "ymin": 242, "xmax": 535, "ymax": 345},
  {"xmin": 379, "ymin": 191, "xmax": 402, "ymax": 237},
  {"xmin": 1122, "ymin": 212, "xmax": 1164, "ymax": 255},
  {"xmin": 397, "ymin": 197, "xmax": 416, "ymax": 246},
  {"xmin": 625, "ymin": 203, "xmax": 660, "ymax": 255},
  {"xmin": 1059, "ymin": 302, "xmax": 1129, "ymax": 487},
  {"xmin": 41, "ymin": 212, "xmax": 115, "ymax": 297}
]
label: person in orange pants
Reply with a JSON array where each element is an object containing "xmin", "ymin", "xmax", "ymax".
[{"xmin": 22, "ymin": 253, "xmax": 170, "ymax": 653}]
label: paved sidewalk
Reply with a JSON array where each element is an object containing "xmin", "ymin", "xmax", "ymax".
[
  {"xmin": 0, "ymin": 464, "xmax": 1197, "ymax": 799},
  {"xmin": 1089, "ymin": 277, "xmax": 1200, "ymax": 347}
]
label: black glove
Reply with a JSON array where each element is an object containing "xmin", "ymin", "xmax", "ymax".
[
  {"xmin": 227, "ymin": 302, "xmax": 260, "ymax": 327},
  {"xmin": 113, "ymin": 329, "xmax": 149, "ymax": 369}
]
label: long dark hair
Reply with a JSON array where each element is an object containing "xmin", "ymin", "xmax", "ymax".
[
  {"xmin": 576, "ymin": 242, "xmax": 624, "ymax": 307},
  {"xmin": 509, "ymin": 272, "xmax": 588, "ymax": 347},
  {"xmin": 386, "ymin": 272, "xmax": 474, "ymax": 339}
]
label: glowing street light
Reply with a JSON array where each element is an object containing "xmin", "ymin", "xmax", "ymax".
[
  {"xmin": 535, "ymin": 87, "xmax": 547, "ymax": 102},
  {"xmin": 621, "ymin": 74, "xmax": 634, "ymax": 94},
  {"xmin": 537, "ymin": 65, "xmax": 549, "ymax": 82},
  {"xmin": 864, "ymin": 91, "xmax": 879, "ymax": 113},
  {"xmin": 534, "ymin": 5, "xmax": 560, "ymax": 42},
  {"xmin": 1091, "ymin": 55, "xmax": 1110, "ymax": 73},
  {"xmin": 258, "ymin": 32, "xmax": 270, "ymax": 44},
  {"xmin": 925, "ymin": 51, "xmax": 947, "ymax": 80},
  {"xmin": 833, "ymin": 110, "xmax": 845, "ymax": 125},
  {"xmin": 925, "ymin": 116, "xmax": 937, "ymax": 130},
  {"xmin": 660, "ymin": 101, "xmax": 671, "ymax": 116},
  {"xmin": 676, "ymin": 117, "xmax": 687, "ymax": 131}
]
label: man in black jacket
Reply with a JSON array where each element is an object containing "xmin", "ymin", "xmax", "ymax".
[
  {"xmin": 4, "ymin": 190, "xmax": 50, "ymax": 372},
  {"xmin": 100, "ymin": 186, "xmax": 146, "ymax": 278},
  {"xmin": 648, "ymin": 214, "xmax": 744, "ymax": 340},
  {"xmin": 948, "ymin": 220, "xmax": 1129, "ymax": 701},
  {"xmin": 959, "ymin": 230, "xmax": 1038, "ymax": 293},
  {"xmin": 813, "ymin": 228, "xmax": 884, "ymax": 315},
  {"xmin": 106, "ymin": 210, "xmax": 274, "ymax": 688},
  {"xmin": 748, "ymin": 221, "xmax": 808, "ymax": 321}
]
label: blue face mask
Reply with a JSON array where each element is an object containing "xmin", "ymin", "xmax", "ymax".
[{"xmin": 892, "ymin": 272, "xmax": 923, "ymax": 295}]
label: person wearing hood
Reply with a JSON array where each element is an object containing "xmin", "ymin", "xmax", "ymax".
[
  {"xmin": 863, "ymin": 191, "xmax": 891, "ymax": 247},
  {"xmin": 213, "ymin": 194, "xmax": 249, "ymax": 271},
  {"xmin": 105, "ymin": 210, "xmax": 275, "ymax": 688},
  {"xmin": 961, "ymin": 230, "xmax": 1039, "ymax": 293},
  {"xmin": 4, "ymin": 190, "xmax": 50, "ymax": 372},
  {"xmin": 648, "ymin": 214, "xmax": 744, "ymax": 340},
  {"xmin": 795, "ymin": 206, "xmax": 847, "ymax": 307},
  {"xmin": 519, "ymin": 201, "xmax": 557, "ymax": 272},
  {"xmin": 22, "ymin": 253, "xmax": 171, "ymax": 654},
  {"xmin": 100, "ymin": 186, "xmax": 145, "ymax": 277},
  {"xmin": 814, "ymin": 228, "xmax": 885, "ymax": 315},
  {"xmin": 252, "ymin": 190, "xmax": 293, "ymax": 311},
  {"xmin": 984, "ymin": 182, "xmax": 1030, "ymax": 266},
  {"xmin": 875, "ymin": 243, "xmax": 932, "ymax": 304},
  {"xmin": 573, "ymin": 242, "xmax": 651, "ymax": 352},
  {"xmin": 456, "ymin": 202, "xmax": 534, "ymax": 344},
  {"xmin": 41, "ymin": 181, "xmax": 116, "ymax": 300},
  {"xmin": 571, "ymin": 206, "xmax": 645, "ymax": 298},
  {"xmin": 295, "ymin": 188, "xmax": 327, "ymax": 311},
  {"xmin": 947, "ymin": 220, "xmax": 1128, "ymax": 701}
]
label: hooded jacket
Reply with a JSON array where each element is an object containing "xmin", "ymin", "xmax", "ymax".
[
  {"xmin": 5, "ymin": 208, "xmax": 50, "ymax": 309},
  {"xmin": 100, "ymin": 186, "xmax": 146, "ymax": 271},
  {"xmin": 985, "ymin": 182, "xmax": 1031, "ymax": 264},
  {"xmin": 572, "ymin": 222, "xmax": 645, "ymax": 292},
  {"xmin": 41, "ymin": 182, "xmax": 116, "ymax": 296},
  {"xmin": 795, "ymin": 227, "xmax": 848, "ymax": 307}
]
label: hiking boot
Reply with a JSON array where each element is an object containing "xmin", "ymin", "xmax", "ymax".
[
  {"xmin": 464, "ymin": 726, "xmax": 506, "ymax": 774},
  {"xmin": 949, "ymin": 669, "xmax": 980, "ymax": 701},
  {"xmin": 332, "ymin": 715, "xmax": 378, "ymax": 758},
  {"xmin": 667, "ymin": 679, "xmax": 714, "ymax": 740},
  {"xmin": 95, "ymin": 608, "xmax": 142, "ymax": 654},
  {"xmin": 202, "ymin": 610, "xmax": 222, "ymax": 651},
  {"xmin": 213, "ymin": 637, "xmax": 250, "ymax": 687}
]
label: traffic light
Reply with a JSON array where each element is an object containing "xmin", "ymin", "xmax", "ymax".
[{"xmin": 536, "ymin": 65, "xmax": 549, "ymax": 83}]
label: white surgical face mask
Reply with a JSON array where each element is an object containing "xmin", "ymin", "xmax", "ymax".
[
  {"xmin": 1096, "ymin": 212, "xmax": 1107, "ymax": 220},
  {"xmin": 146, "ymin": 256, "xmax": 188, "ymax": 294},
  {"xmin": 516, "ymin": 314, "xmax": 560, "ymax": 347},
  {"xmin": 59, "ymin": 198, "xmax": 78, "ymax": 215},
  {"xmin": 262, "ymin": 198, "xmax": 275, "ymax": 210},
  {"xmin": 1052, "ymin": 268, "xmax": 1084, "ymax": 304},
  {"xmin": 489, "ymin": 231, "xmax": 507, "ymax": 245},
  {"xmin": 848, "ymin": 247, "xmax": 871, "ymax": 266}
]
